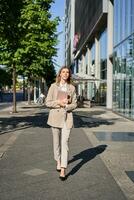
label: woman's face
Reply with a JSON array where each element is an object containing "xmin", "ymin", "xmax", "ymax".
[{"xmin": 60, "ymin": 68, "xmax": 70, "ymax": 81}]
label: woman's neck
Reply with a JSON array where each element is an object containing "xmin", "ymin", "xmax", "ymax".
[{"xmin": 60, "ymin": 79, "xmax": 67, "ymax": 85}]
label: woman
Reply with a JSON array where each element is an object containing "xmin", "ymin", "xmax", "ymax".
[{"xmin": 45, "ymin": 66, "xmax": 77, "ymax": 181}]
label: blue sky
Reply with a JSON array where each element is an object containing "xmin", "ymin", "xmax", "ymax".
[{"xmin": 50, "ymin": 0, "xmax": 65, "ymax": 71}]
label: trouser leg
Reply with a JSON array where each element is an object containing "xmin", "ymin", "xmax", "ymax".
[
  {"xmin": 61, "ymin": 123, "xmax": 71, "ymax": 168},
  {"xmin": 51, "ymin": 127, "xmax": 61, "ymax": 161}
]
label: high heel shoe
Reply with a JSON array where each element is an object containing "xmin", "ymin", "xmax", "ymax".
[
  {"xmin": 59, "ymin": 175, "xmax": 66, "ymax": 181},
  {"xmin": 56, "ymin": 168, "xmax": 61, "ymax": 172},
  {"xmin": 59, "ymin": 167, "xmax": 66, "ymax": 180}
]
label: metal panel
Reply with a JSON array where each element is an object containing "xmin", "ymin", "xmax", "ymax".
[
  {"xmin": 103, "ymin": 0, "xmax": 108, "ymax": 13},
  {"xmin": 75, "ymin": 0, "xmax": 103, "ymax": 51}
]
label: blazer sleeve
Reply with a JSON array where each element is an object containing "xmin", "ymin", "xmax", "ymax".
[
  {"xmin": 45, "ymin": 84, "xmax": 60, "ymax": 108},
  {"xmin": 66, "ymin": 87, "xmax": 77, "ymax": 111}
]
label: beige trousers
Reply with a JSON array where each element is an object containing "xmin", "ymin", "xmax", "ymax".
[{"xmin": 51, "ymin": 123, "xmax": 71, "ymax": 168}]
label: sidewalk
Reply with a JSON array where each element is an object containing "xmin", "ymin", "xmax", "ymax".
[
  {"xmin": 0, "ymin": 101, "xmax": 45, "ymax": 152},
  {"xmin": 78, "ymin": 107, "xmax": 134, "ymax": 200},
  {"xmin": 0, "ymin": 101, "xmax": 43, "ymax": 114},
  {"xmin": 0, "ymin": 105, "xmax": 134, "ymax": 199}
]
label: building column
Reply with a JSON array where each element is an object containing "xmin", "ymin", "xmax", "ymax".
[
  {"xmin": 107, "ymin": 0, "xmax": 113, "ymax": 109},
  {"xmin": 87, "ymin": 48, "xmax": 91, "ymax": 76},
  {"xmin": 82, "ymin": 54, "xmax": 86, "ymax": 98},
  {"xmin": 87, "ymin": 47, "xmax": 91, "ymax": 100},
  {"xmin": 95, "ymin": 35, "xmax": 100, "ymax": 89}
]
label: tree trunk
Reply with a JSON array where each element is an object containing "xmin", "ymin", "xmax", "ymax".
[
  {"xmin": 23, "ymin": 76, "xmax": 26, "ymax": 101},
  {"xmin": 27, "ymin": 78, "xmax": 31, "ymax": 105},
  {"xmin": 12, "ymin": 65, "xmax": 17, "ymax": 113},
  {"xmin": 41, "ymin": 77, "xmax": 45, "ymax": 94},
  {"xmin": 38, "ymin": 79, "xmax": 41, "ymax": 97},
  {"xmin": 34, "ymin": 80, "xmax": 37, "ymax": 103}
]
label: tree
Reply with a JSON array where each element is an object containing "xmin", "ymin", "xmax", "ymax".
[
  {"xmin": 0, "ymin": 0, "xmax": 59, "ymax": 107},
  {"xmin": 15, "ymin": 0, "xmax": 59, "ymax": 103},
  {"xmin": 0, "ymin": 0, "xmax": 24, "ymax": 112}
]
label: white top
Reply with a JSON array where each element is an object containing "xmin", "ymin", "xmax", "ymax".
[{"xmin": 59, "ymin": 83, "xmax": 67, "ymax": 92}]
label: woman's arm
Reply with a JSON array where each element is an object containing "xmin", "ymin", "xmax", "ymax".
[
  {"xmin": 66, "ymin": 88, "xmax": 77, "ymax": 111},
  {"xmin": 45, "ymin": 84, "xmax": 60, "ymax": 108}
]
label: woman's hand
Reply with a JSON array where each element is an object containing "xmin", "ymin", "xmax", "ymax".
[{"xmin": 58, "ymin": 99, "xmax": 69, "ymax": 107}]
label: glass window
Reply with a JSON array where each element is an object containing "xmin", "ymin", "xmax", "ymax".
[
  {"xmin": 125, "ymin": 0, "xmax": 131, "ymax": 38},
  {"xmin": 114, "ymin": 0, "xmax": 134, "ymax": 47},
  {"xmin": 117, "ymin": 0, "xmax": 121, "ymax": 44},
  {"xmin": 122, "ymin": 0, "xmax": 126, "ymax": 41},
  {"xmin": 120, "ymin": 43, "xmax": 126, "ymax": 113},
  {"xmin": 114, "ymin": 0, "xmax": 118, "ymax": 45},
  {"xmin": 131, "ymin": 0, "xmax": 134, "ymax": 32},
  {"xmin": 85, "ymin": 51, "xmax": 88, "ymax": 74},
  {"xmin": 100, "ymin": 30, "xmax": 107, "ymax": 80},
  {"xmin": 113, "ymin": 35, "xmax": 134, "ymax": 119},
  {"xmin": 113, "ymin": 49, "xmax": 118, "ymax": 110}
]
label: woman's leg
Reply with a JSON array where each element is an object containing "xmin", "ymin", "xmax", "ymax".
[
  {"xmin": 60, "ymin": 123, "xmax": 71, "ymax": 169},
  {"xmin": 51, "ymin": 127, "xmax": 61, "ymax": 164}
]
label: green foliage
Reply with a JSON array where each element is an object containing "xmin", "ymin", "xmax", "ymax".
[
  {"xmin": 0, "ymin": 0, "xmax": 59, "ymax": 85},
  {"xmin": 15, "ymin": 0, "xmax": 59, "ymax": 81},
  {"xmin": 0, "ymin": 0, "xmax": 24, "ymax": 65}
]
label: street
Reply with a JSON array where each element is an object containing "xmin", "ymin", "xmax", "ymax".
[
  {"xmin": 0, "ymin": 0, "xmax": 134, "ymax": 199},
  {"xmin": 0, "ymin": 105, "xmax": 134, "ymax": 199}
]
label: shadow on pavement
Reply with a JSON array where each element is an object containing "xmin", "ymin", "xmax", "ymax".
[
  {"xmin": 67, "ymin": 144, "xmax": 107, "ymax": 178},
  {"xmin": 74, "ymin": 111, "xmax": 115, "ymax": 128},
  {"xmin": 0, "ymin": 109, "xmax": 118, "ymax": 134},
  {"xmin": 0, "ymin": 112, "xmax": 49, "ymax": 134}
]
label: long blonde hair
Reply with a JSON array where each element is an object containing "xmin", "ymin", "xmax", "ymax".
[{"xmin": 56, "ymin": 66, "xmax": 72, "ymax": 84}]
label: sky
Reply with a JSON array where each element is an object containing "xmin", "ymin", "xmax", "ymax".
[{"xmin": 50, "ymin": 0, "xmax": 65, "ymax": 72}]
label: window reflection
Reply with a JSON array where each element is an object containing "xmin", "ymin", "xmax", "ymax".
[
  {"xmin": 113, "ymin": 0, "xmax": 134, "ymax": 119},
  {"xmin": 122, "ymin": 0, "xmax": 125, "ymax": 40},
  {"xmin": 126, "ymin": 0, "xmax": 131, "ymax": 38},
  {"xmin": 113, "ymin": 35, "xmax": 134, "ymax": 119},
  {"xmin": 114, "ymin": 0, "xmax": 133, "ymax": 46}
]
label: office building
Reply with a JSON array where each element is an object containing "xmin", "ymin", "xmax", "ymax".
[
  {"xmin": 65, "ymin": 0, "xmax": 75, "ymax": 67},
  {"xmin": 65, "ymin": 0, "xmax": 134, "ymax": 120}
]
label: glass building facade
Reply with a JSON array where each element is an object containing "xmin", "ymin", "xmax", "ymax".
[
  {"xmin": 113, "ymin": 0, "xmax": 134, "ymax": 119},
  {"xmin": 66, "ymin": 0, "xmax": 134, "ymax": 117},
  {"xmin": 73, "ymin": 0, "xmax": 108, "ymax": 106}
]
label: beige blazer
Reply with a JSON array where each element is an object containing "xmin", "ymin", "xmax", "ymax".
[{"xmin": 45, "ymin": 82, "xmax": 77, "ymax": 129}]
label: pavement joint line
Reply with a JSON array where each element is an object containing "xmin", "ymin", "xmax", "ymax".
[
  {"xmin": 0, "ymin": 132, "xmax": 20, "ymax": 159},
  {"xmin": 0, "ymin": 125, "xmax": 32, "ymax": 135},
  {"xmin": 0, "ymin": 152, "xmax": 4, "ymax": 159}
]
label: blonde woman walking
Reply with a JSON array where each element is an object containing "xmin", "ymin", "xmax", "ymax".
[{"xmin": 45, "ymin": 66, "xmax": 77, "ymax": 181}]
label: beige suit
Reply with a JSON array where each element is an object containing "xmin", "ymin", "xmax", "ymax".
[
  {"xmin": 45, "ymin": 82, "xmax": 77, "ymax": 168},
  {"xmin": 46, "ymin": 82, "xmax": 77, "ymax": 129}
]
